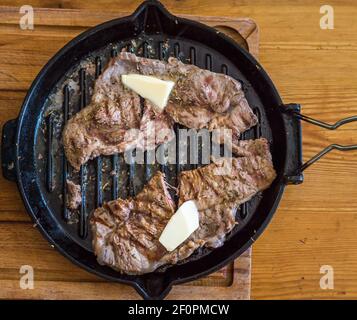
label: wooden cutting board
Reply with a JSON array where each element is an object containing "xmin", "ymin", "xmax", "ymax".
[{"xmin": 0, "ymin": 7, "xmax": 258, "ymax": 300}]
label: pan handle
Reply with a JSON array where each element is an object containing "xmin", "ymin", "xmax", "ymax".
[
  {"xmin": 135, "ymin": 275, "xmax": 173, "ymax": 300},
  {"xmin": 282, "ymin": 105, "xmax": 357, "ymax": 173},
  {"xmin": 281, "ymin": 104, "xmax": 304, "ymax": 184},
  {"xmin": 1, "ymin": 119, "xmax": 17, "ymax": 182}
]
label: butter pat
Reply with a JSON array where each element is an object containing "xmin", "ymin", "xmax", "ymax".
[
  {"xmin": 121, "ymin": 74, "xmax": 175, "ymax": 111},
  {"xmin": 159, "ymin": 200, "xmax": 200, "ymax": 252}
]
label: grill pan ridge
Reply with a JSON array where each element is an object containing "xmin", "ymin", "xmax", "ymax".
[{"xmin": 1, "ymin": 1, "xmax": 305, "ymax": 299}]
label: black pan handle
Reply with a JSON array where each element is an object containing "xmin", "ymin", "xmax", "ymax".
[
  {"xmin": 281, "ymin": 104, "xmax": 304, "ymax": 184},
  {"xmin": 136, "ymin": 275, "xmax": 172, "ymax": 300},
  {"xmin": 1, "ymin": 118, "xmax": 18, "ymax": 182},
  {"xmin": 281, "ymin": 104, "xmax": 357, "ymax": 179}
]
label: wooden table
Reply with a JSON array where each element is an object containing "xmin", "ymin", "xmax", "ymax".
[{"xmin": 1, "ymin": 0, "xmax": 357, "ymax": 300}]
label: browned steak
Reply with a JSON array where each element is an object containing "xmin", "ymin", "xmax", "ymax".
[
  {"xmin": 90, "ymin": 138, "xmax": 276, "ymax": 274},
  {"xmin": 63, "ymin": 52, "xmax": 257, "ymax": 170},
  {"xmin": 165, "ymin": 57, "xmax": 257, "ymax": 137},
  {"xmin": 62, "ymin": 54, "xmax": 174, "ymax": 170},
  {"xmin": 90, "ymin": 172, "xmax": 177, "ymax": 274},
  {"xmin": 66, "ymin": 180, "xmax": 81, "ymax": 210},
  {"xmin": 178, "ymin": 138, "xmax": 276, "ymax": 212}
]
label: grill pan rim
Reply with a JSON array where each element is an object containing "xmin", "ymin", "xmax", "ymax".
[{"xmin": 11, "ymin": 0, "xmax": 291, "ymax": 299}]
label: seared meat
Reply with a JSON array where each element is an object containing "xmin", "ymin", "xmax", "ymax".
[
  {"xmin": 66, "ymin": 180, "xmax": 81, "ymax": 210},
  {"xmin": 165, "ymin": 56, "xmax": 257, "ymax": 138},
  {"xmin": 90, "ymin": 172, "xmax": 176, "ymax": 274},
  {"xmin": 63, "ymin": 54, "xmax": 174, "ymax": 170},
  {"xmin": 63, "ymin": 52, "xmax": 257, "ymax": 170},
  {"xmin": 230, "ymin": 137, "xmax": 273, "ymax": 158},
  {"xmin": 90, "ymin": 138, "xmax": 276, "ymax": 274},
  {"xmin": 179, "ymin": 138, "xmax": 276, "ymax": 211}
]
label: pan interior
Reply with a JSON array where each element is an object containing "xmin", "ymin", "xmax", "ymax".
[{"xmin": 36, "ymin": 35, "xmax": 272, "ymax": 261}]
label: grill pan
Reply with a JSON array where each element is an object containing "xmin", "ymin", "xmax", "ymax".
[{"xmin": 2, "ymin": 1, "xmax": 357, "ymax": 299}]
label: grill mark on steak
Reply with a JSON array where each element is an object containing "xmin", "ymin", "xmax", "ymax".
[
  {"xmin": 63, "ymin": 52, "xmax": 257, "ymax": 170},
  {"xmin": 90, "ymin": 138, "xmax": 276, "ymax": 274}
]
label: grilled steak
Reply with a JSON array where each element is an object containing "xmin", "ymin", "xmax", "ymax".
[
  {"xmin": 63, "ymin": 55, "xmax": 174, "ymax": 170},
  {"xmin": 90, "ymin": 138, "xmax": 276, "ymax": 274},
  {"xmin": 63, "ymin": 52, "xmax": 257, "ymax": 170},
  {"xmin": 91, "ymin": 172, "xmax": 177, "ymax": 274},
  {"xmin": 179, "ymin": 138, "xmax": 276, "ymax": 211},
  {"xmin": 165, "ymin": 56, "xmax": 257, "ymax": 137},
  {"xmin": 66, "ymin": 180, "xmax": 81, "ymax": 210}
]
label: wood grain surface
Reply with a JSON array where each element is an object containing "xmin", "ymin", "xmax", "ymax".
[{"xmin": 0, "ymin": 0, "xmax": 357, "ymax": 300}]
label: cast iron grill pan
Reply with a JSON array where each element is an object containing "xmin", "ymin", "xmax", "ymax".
[
  {"xmin": 39, "ymin": 36, "xmax": 266, "ymax": 252},
  {"xmin": 3, "ymin": 1, "xmax": 356, "ymax": 299}
]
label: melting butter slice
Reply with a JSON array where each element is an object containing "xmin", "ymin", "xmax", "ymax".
[
  {"xmin": 121, "ymin": 74, "xmax": 175, "ymax": 111},
  {"xmin": 159, "ymin": 200, "xmax": 200, "ymax": 252}
]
